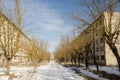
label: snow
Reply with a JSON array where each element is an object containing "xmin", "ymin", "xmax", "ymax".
[
  {"xmin": 0, "ymin": 61, "xmax": 119, "ymax": 80},
  {"xmin": 78, "ymin": 68, "xmax": 108, "ymax": 80},
  {"xmin": 68, "ymin": 65, "xmax": 120, "ymax": 80},
  {"xmin": 89, "ymin": 66, "xmax": 120, "ymax": 76},
  {"xmin": 0, "ymin": 61, "xmax": 84, "ymax": 80},
  {"xmin": 0, "ymin": 66, "xmax": 32, "ymax": 80},
  {"xmin": 32, "ymin": 61, "xmax": 84, "ymax": 80},
  {"xmin": 0, "ymin": 76, "xmax": 8, "ymax": 80}
]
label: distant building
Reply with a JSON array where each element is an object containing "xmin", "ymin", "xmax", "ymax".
[
  {"xmin": 51, "ymin": 53, "xmax": 54, "ymax": 60},
  {"xmin": 75, "ymin": 12, "xmax": 120, "ymax": 66}
]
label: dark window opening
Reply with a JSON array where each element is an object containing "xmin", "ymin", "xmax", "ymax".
[
  {"xmin": 100, "ymin": 47, "xmax": 104, "ymax": 51},
  {"xmin": 97, "ymin": 56, "xmax": 99, "ymax": 60},
  {"xmin": 101, "ymin": 55, "xmax": 105, "ymax": 60},
  {"xmin": 96, "ymin": 33, "xmax": 98, "ymax": 36},
  {"xmin": 100, "ymin": 38, "xmax": 104, "ymax": 43},
  {"xmin": 97, "ymin": 47, "xmax": 99, "ymax": 52}
]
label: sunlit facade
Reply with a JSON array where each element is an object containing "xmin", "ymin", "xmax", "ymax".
[
  {"xmin": 76, "ymin": 12, "xmax": 120, "ymax": 66},
  {"xmin": 0, "ymin": 11, "xmax": 30, "ymax": 64}
]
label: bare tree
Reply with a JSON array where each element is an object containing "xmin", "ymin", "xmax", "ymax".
[
  {"xmin": 0, "ymin": 0, "xmax": 22, "ymax": 75},
  {"xmin": 73, "ymin": 0, "xmax": 120, "ymax": 70},
  {"xmin": 54, "ymin": 35, "xmax": 72, "ymax": 65},
  {"xmin": 23, "ymin": 37, "xmax": 50, "ymax": 72}
]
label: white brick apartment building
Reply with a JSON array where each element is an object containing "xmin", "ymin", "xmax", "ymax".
[
  {"xmin": 0, "ymin": 11, "xmax": 30, "ymax": 64},
  {"xmin": 75, "ymin": 12, "xmax": 120, "ymax": 66}
]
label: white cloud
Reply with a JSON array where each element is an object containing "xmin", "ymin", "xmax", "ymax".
[
  {"xmin": 25, "ymin": 0, "xmax": 73, "ymax": 33},
  {"xmin": 22, "ymin": 0, "xmax": 74, "ymax": 52}
]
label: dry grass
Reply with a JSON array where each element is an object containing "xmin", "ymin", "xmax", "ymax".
[
  {"xmin": 9, "ymin": 74, "xmax": 15, "ymax": 80},
  {"xmin": 92, "ymin": 70, "xmax": 120, "ymax": 80},
  {"xmin": 83, "ymin": 76, "xmax": 96, "ymax": 80}
]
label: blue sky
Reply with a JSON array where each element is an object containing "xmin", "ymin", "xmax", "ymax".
[
  {"xmin": 3, "ymin": 0, "xmax": 80, "ymax": 53},
  {"xmin": 22, "ymin": 0, "xmax": 80, "ymax": 53}
]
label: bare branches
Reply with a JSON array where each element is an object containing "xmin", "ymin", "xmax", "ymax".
[
  {"xmin": 0, "ymin": 0, "xmax": 24, "ymax": 74},
  {"xmin": 72, "ymin": 0, "xmax": 120, "ymax": 70},
  {"xmin": 24, "ymin": 37, "xmax": 50, "ymax": 66}
]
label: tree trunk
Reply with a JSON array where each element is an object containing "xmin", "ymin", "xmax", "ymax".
[
  {"xmin": 71, "ymin": 58, "xmax": 73, "ymax": 66},
  {"xmin": 33, "ymin": 64, "xmax": 37, "ymax": 73},
  {"xmin": 85, "ymin": 45, "xmax": 89, "ymax": 70},
  {"xmin": 92, "ymin": 48, "xmax": 99, "ymax": 72},
  {"xmin": 71, "ymin": 54, "xmax": 74, "ymax": 66},
  {"xmin": 78, "ymin": 54, "xmax": 80, "ymax": 67},
  {"xmin": 92, "ymin": 46, "xmax": 99, "ymax": 73},
  {"xmin": 73, "ymin": 55, "xmax": 76, "ymax": 66},
  {"xmin": 93, "ymin": 56, "xmax": 99, "ymax": 72},
  {"xmin": 6, "ymin": 60, "xmax": 10, "ymax": 75},
  {"xmin": 85, "ymin": 53, "xmax": 89, "ymax": 70},
  {"xmin": 92, "ymin": 25, "xmax": 99, "ymax": 72},
  {"xmin": 109, "ymin": 44, "xmax": 120, "ymax": 71}
]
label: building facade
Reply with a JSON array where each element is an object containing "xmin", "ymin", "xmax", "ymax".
[
  {"xmin": 0, "ymin": 11, "xmax": 30, "ymax": 64},
  {"xmin": 75, "ymin": 12, "xmax": 120, "ymax": 66}
]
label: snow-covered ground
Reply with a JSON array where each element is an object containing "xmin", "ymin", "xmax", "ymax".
[
  {"xmin": 0, "ymin": 61, "xmax": 119, "ymax": 80},
  {"xmin": 77, "ymin": 67, "xmax": 108, "ymax": 80},
  {"xmin": 69, "ymin": 65, "xmax": 120, "ymax": 80},
  {"xmin": 31, "ymin": 61, "xmax": 84, "ymax": 80},
  {"xmin": 89, "ymin": 66, "xmax": 120, "ymax": 76},
  {"xmin": 0, "ymin": 66, "xmax": 32, "ymax": 80},
  {"xmin": 0, "ymin": 61, "xmax": 84, "ymax": 80}
]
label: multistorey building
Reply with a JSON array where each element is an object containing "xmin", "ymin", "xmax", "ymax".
[
  {"xmin": 0, "ymin": 11, "xmax": 30, "ymax": 64},
  {"xmin": 75, "ymin": 12, "xmax": 120, "ymax": 66}
]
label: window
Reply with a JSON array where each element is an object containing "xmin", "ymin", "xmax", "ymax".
[
  {"xmin": 101, "ymin": 55, "xmax": 105, "ymax": 60},
  {"xmin": 91, "ymin": 56, "xmax": 93, "ymax": 59},
  {"xmin": 96, "ymin": 40, "xmax": 99, "ymax": 44},
  {"xmin": 88, "ymin": 56, "xmax": 90, "ymax": 60},
  {"xmin": 96, "ymin": 24, "xmax": 98, "ymax": 28},
  {"xmin": 100, "ymin": 47, "xmax": 104, "ymax": 51},
  {"xmin": 96, "ymin": 47, "xmax": 99, "ymax": 52},
  {"xmin": 97, "ymin": 56, "xmax": 99, "ymax": 60},
  {"xmin": 99, "ymin": 19, "xmax": 102, "ymax": 24},
  {"xmin": 96, "ymin": 33, "xmax": 98, "ymax": 36},
  {"xmin": 100, "ymin": 38, "xmax": 104, "ymax": 43}
]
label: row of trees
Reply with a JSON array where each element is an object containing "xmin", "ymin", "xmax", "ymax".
[
  {"xmin": 0, "ymin": 0, "xmax": 50, "ymax": 75},
  {"xmin": 54, "ymin": 34, "xmax": 87, "ymax": 67},
  {"xmin": 54, "ymin": 35, "xmax": 81, "ymax": 66},
  {"xmin": 0, "ymin": 0, "xmax": 22, "ymax": 75},
  {"xmin": 23, "ymin": 37, "xmax": 50, "ymax": 72},
  {"xmin": 55, "ymin": 0, "xmax": 120, "ymax": 71}
]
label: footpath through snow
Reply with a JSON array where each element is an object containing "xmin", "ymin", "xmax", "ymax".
[{"xmin": 19, "ymin": 61, "xmax": 84, "ymax": 80}]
